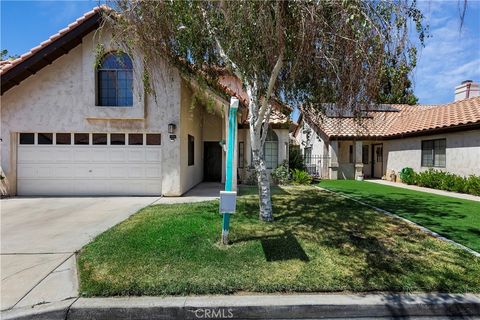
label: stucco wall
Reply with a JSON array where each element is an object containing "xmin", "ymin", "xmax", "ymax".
[
  {"xmin": 296, "ymin": 122, "xmax": 327, "ymax": 157},
  {"xmin": 0, "ymin": 29, "xmax": 183, "ymax": 196},
  {"xmin": 179, "ymin": 80, "xmax": 204, "ymax": 193},
  {"xmin": 384, "ymin": 129, "xmax": 480, "ymax": 177}
]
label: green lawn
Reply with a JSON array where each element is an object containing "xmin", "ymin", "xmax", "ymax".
[
  {"xmin": 319, "ymin": 180, "xmax": 480, "ymax": 252},
  {"xmin": 78, "ymin": 186, "xmax": 480, "ymax": 296}
]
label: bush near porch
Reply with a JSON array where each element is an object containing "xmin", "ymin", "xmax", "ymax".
[{"xmin": 78, "ymin": 185, "xmax": 480, "ymax": 297}]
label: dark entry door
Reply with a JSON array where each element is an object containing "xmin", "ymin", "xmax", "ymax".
[{"xmin": 204, "ymin": 142, "xmax": 222, "ymax": 182}]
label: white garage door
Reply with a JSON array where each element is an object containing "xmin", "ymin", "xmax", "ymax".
[{"xmin": 17, "ymin": 133, "xmax": 162, "ymax": 196}]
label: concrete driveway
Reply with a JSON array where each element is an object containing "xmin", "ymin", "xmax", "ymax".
[{"xmin": 1, "ymin": 196, "xmax": 161, "ymax": 311}]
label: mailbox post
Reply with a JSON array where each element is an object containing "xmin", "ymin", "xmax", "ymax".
[{"xmin": 220, "ymin": 97, "xmax": 239, "ymax": 245}]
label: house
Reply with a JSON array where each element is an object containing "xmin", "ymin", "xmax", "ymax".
[
  {"xmin": 0, "ymin": 7, "xmax": 291, "ymax": 197},
  {"xmin": 292, "ymin": 81, "xmax": 480, "ymax": 180}
]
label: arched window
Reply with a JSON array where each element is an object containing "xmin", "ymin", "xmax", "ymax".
[
  {"xmin": 264, "ymin": 128, "xmax": 278, "ymax": 169},
  {"xmin": 97, "ymin": 52, "xmax": 133, "ymax": 106}
]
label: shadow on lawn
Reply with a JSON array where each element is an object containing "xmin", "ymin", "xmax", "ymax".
[
  {"xmin": 238, "ymin": 187, "xmax": 477, "ymax": 291},
  {"xmin": 324, "ymin": 187, "xmax": 480, "ymax": 251}
]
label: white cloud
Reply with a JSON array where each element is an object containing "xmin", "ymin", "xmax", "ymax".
[{"xmin": 413, "ymin": 1, "xmax": 480, "ymax": 103}]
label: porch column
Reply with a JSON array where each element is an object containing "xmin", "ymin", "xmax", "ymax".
[
  {"xmin": 354, "ymin": 140, "xmax": 363, "ymax": 179},
  {"xmin": 329, "ymin": 140, "xmax": 339, "ymax": 180}
]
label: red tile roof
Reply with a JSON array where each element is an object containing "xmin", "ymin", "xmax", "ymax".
[
  {"xmin": 302, "ymin": 96, "xmax": 480, "ymax": 139},
  {"xmin": 0, "ymin": 6, "xmax": 106, "ymax": 76}
]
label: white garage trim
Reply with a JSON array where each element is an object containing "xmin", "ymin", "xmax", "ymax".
[{"xmin": 16, "ymin": 133, "xmax": 162, "ymax": 196}]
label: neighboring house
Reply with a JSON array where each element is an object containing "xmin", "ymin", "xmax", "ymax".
[
  {"xmin": 292, "ymin": 81, "xmax": 480, "ymax": 180},
  {"xmin": 0, "ymin": 7, "xmax": 290, "ymax": 196}
]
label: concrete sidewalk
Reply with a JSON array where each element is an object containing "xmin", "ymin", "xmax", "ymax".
[
  {"xmin": 369, "ymin": 179, "xmax": 480, "ymax": 202},
  {"xmin": 2, "ymin": 293, "xmax": 479, "ymax": 320}
]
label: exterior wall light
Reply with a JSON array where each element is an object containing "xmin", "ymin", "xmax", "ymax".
[{"xmin": 168, "ymin": 123, "xmax": 176, "ymax": 134}]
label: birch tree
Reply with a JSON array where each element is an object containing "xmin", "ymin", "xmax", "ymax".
[{"xmin": 106, "ymin": 0, "xmax": 425, "ymax": 221}]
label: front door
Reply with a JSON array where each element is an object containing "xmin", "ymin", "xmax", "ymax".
[
  {"xmin": 372, "ymin": 144, "xmax": 383, "ymax": 178},
  {"xmin": 204, "ymin": 142, "xmax": 222, "ymax": 182}
]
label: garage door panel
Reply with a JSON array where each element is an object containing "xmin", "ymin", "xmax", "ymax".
[
  {"xmin": 145, "ymin": 166, "xmax": 162, "ymax": 178},
  {"xmin": 145, "ymin": 150, "xmax": 161, "ymax": 162},
  {"xmin": 17, "ymin": 140, "xmax": 162, "ymax": 196},
  {"xmin": 110, "ymin": 149, "xmax": 127, "ymax": 162},
  {"xmin": 55, "ymin": 149, "xmax": 74, "ymax": 162},
  {"xmin": 73, "ymin": 149, "xmax": 94, "ymax": 162},
  {"xmin": 91, "ymin": 149, "xmax": 110, "ymax": 162}
]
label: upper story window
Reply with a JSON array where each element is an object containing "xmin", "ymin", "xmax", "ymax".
[{"xmin": 97, "ymin": 52, "xmax": 133, "ymax": 107}]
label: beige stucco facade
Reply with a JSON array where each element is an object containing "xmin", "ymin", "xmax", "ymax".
[
  {"xmin": 0, "ymin": 28, "xmax": 290, "ymax": 196},
  {"xmin": 295, "ymin": 119, "xmax": 480, "ymax": 180},
  {"xmin": 384, "ymin": 129, "xmax": 480, "ymax": 178}
]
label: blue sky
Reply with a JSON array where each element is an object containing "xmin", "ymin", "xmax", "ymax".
[{"xmin": 1, "ymin": 0, "xmax": 479, "ymax": 104}]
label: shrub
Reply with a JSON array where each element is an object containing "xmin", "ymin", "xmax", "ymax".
[
  {"xmin": 438, "ymin": 172, "xmax": 466, "ymax": 193},
  {"xmin": 399, "ymin": 167, "xmax": 416, "ymax": 185},
  {"xmin": 244, "ymin": 168, "xmax": 258, "ymax": 185},
  {"xmin": 271, "ymin": 161, "xmax": 290, "ymax": 185},
  {"xmin": 466, "ymin": 175, "xmax": 480, "ymax": 196},
  {"xmin": 416, "ymin": 168, "xmax": 444, "ymax": 189},
  {"xmin": 289, "ymin": 146, "xmax": 305, "ymax": 171},
  {"xmin": 291, "ymin": 169, "xmax": 312, "ymax": 185}
]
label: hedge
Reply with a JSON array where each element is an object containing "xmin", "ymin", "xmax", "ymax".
[{"xmin": 399, "ymin": 167, "xmax": 480, "ymax": 196}]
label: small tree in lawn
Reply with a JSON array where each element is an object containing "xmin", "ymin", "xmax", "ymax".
[{"xmin": 106, "ymin": 0, "xmax": 425, "ymax": 221}]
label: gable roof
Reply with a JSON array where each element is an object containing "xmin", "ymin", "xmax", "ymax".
[
  {"xmin": 1, "ymin": 6, "xmax": 105, "ymax": 95},
  {"xmin": 301, "ymin": 96, "xmax": 480, "ymax": 139}
]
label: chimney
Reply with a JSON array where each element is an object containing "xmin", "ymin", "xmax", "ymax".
[{"xmin": 455, "ymin": 80, "xmax": 480, "ymax": 101}]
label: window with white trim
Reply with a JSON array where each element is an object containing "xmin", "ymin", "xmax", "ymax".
[
  {"xmin": 421, "ymin": 139, "xmax": 446, "ymax": 167},
  {"xmin": 264, "ymin": 129, "xmax": 278, "ymax": 169}
]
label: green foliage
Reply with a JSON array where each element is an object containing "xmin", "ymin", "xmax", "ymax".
[
  {"xmin": 109, "ymin": 1, "xmax": 426, "ymax": 110},
  {"xmin": 93, "ymin": 44, "xmax": 106, "ymax": 69},
  {"xmin": 190, "ymin": 91, "xmax": 216, "ymax": 114},
  {"xmin": 399, "ymin": 167, "xmax": 417, "ymax": 185},
  {"xmin": 411, "ymin": 169, "xmax": 479, "ymax": 196},
  {"xmin": 1, "ymin": 49, "xmax": 19, "ymax": 61},
  {"xmin": 271, "ymin": 161, "xmax": 290, "ymax": 185},
  {"xmin": 466, "ymin": 175, "xmax": 480, "ymax": 196},
  {"xmin": 244, "ymin": 168, "xmax": 258, "ymax": 185},
  {"xmin": 289, "ymin": 146, "xmax": 305, "ymax": 171},
  {"xmin": 291, "ymin": 169, "xmax": 312, "ymax": 185}
]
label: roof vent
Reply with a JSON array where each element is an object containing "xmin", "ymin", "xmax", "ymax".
[{"xmin": 455, "ymin": 80, "xmax": 479, "ymax": 101}]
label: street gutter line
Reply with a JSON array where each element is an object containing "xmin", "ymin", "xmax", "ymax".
[{"xmin": 315, "ymin": 186, "xmax": 480, "ymax": 258}]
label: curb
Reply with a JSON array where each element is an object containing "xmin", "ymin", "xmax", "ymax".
[{"xmin": 2, "ymin": 293, "xmax": 480, "ymax": 320}]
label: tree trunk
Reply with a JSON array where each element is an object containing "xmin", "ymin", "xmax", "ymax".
[{"xmin": 248, "ymin": 103, "xmax": 274, "ymax": 222}]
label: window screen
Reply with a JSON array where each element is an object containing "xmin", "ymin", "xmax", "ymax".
[
  {"xmin": 422, "ymin": 139, "xmax": 446, "ymax": 167},
  {"xmin": 97, "ymin": 52, "xmax": 133, "ymax": 107},
  {"xmin": 264, "ymin": 129, "xmax": 278, "ymax": 169}
]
